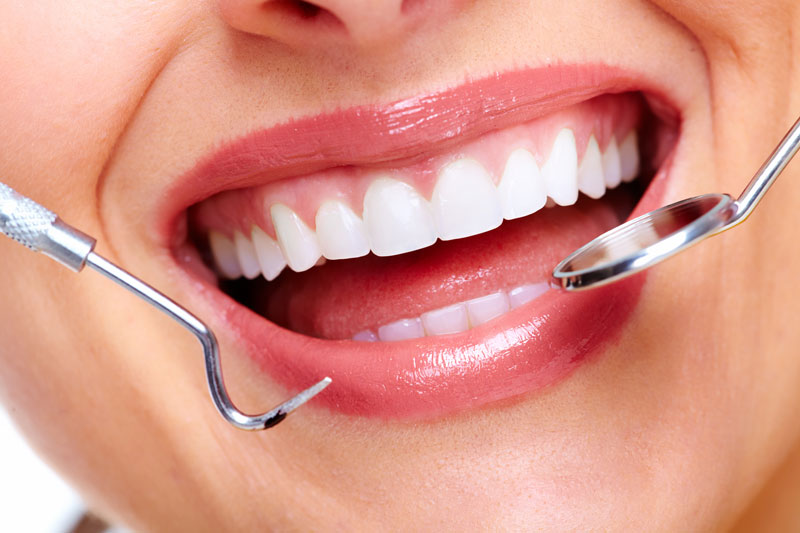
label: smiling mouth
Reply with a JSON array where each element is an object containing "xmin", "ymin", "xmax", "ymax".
[{"xmin": 165, "ymin": 65, "xmax": 678, "ymax": 419}]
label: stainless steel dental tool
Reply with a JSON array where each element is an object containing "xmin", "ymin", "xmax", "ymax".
[
  {"xmin": 554, "ymin": 116, "xmax": 800, "ymax": 290},
  {"xmin": 0, "ymin": 183, "xmax": 331, "ymax": 431}
]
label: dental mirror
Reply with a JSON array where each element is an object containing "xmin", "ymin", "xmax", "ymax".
[{"xmin": 554, "ymin": 116, "xmax": 800, "ymax": 290}]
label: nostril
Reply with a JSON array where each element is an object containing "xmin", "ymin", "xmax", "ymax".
[
  {"xmin": 265, "ymin": 0, "xmax": 343, "ymax": 28},
  {"xmin": 284, "ymin": 0, "xmax": 321, "ymax": 18}
]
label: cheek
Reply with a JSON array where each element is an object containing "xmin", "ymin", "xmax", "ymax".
[
  {"xmin": 648, "ymin": 0, "xmax": 791, "ymax": 53},
  {"xmin": 0, "ymin": 1, "xmax": 193, "ymax": 225}
]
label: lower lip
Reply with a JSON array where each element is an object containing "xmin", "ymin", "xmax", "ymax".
[{"xmin": 194, "ymin": 170, "xmax": 669, "ymax": 420}]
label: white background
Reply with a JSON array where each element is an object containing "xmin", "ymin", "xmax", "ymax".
[{"xmin": 0, "ymin": 409, "xmax": 85, "ymax": 532}]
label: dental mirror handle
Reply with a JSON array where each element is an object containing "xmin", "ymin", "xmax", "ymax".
[
  {"xmin": 727, "ymin": 116, "xmax": 800, "ymax": 229},
  {"xmin": 0, "ymin": 182, "xmax": 331, "ymax": 431}
]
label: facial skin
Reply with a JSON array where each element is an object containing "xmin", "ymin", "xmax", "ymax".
[{"xmin": 1, "ymin": 0, "xmax": 799, "ymax": 530}]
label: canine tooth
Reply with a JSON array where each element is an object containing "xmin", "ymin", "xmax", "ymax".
[
  {"xmin": 353, "ymin": 330, "xmax": 378, "ymax": 342},
  {"xmin": 363, "ymin": 177, "xmax": 437, "ymax": 256},
  {"xmin": 251, "ymin": 226, "xmax": 287, "ymax": 281},
  {"xmin": 378, "ymin": 317, "xmax": 425, "ymax": 342},
  {"xmin": 466, "ymin": 292, "xmax": 510, "ymax": 327},
  {"xmin": 508, "ymin": 283, "xmax": 549, "ymax": 308},
  {"xmin": 208, "ymin": 231, "xmax": 242, "ymax": 279},
  {"xmin": 233, "ymin": 231, "xmax": 261, "ymax": 280},
  {"xmin": 270, "ymin": 204, "xmax": 322, "ymax": 272},
  {"xmin": 497, "ymin": 148, "xmax": 548, "ymax": 220},
  {"xmin": 619, "ymin": 130, "xmax": 640, "ymax": 183},
  {"xmin": 542, "ymin": 128, "xmax": 579, "ymax": 206},
  {"xmin": 602, "ymin": 136, "xmax": 623, "ymax": 189},
  {"xmin": 421, "ymin": 303, "xmax": 469, "ymax": 336},
  {"xmin": 315, "ymin": 200, "xmax": 370, "ymax": 260},
  {"xmin": 433, "ymin": 159, "xmax": 502, "ymax": 240},
  {"xmin": 577, "ymin": 135, "xmax": 606, "ymax": 200}
]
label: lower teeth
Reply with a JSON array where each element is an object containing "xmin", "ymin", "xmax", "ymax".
[{"xmin": 353, "ymin": 282, "xmax": 550, "ymax": 342}]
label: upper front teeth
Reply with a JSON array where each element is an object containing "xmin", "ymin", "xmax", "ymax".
[
  {"xmin": 315, "ymin": 200, "xmax": 370, "ymax": 260},
  {"xmin": 208, "ymin": 128, "xmax": 641, "ymax": 281},
  {"xmin": 542, "ymin": 129, "xmax": 579, "ymax": 206},
  {"xmin": 362, "ymin": 177, "xmax": 438, "ymax": 257},
  {"xmin": 432, "ymin": 158, "xmax": 503, "ymax": 240},
  {"xmin": 497, "ymin": 148, "xmax": 548, "ymax": 220}
]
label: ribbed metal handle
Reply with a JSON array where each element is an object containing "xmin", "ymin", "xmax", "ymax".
[
  {"xmin": 0, "ymin": 182, "xmax": 58, "ymax": 250},
  {"xmin": 0, "ymin": 182, "xmax": 96, "ymax": 271}
]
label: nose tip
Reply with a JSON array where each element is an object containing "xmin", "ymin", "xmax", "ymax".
[{"xmin": 218, "ymin": 0, "xmax": 449, "ymax": 49}]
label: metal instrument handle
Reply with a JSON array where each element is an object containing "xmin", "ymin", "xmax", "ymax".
[
  {"xmin": 0, "ymin": 181, "xmax": 330, "ymax": 430},
  {"xmin": 0, "ymin": 183, "xmax": 96, "ymax": 272},
  {"xmin": 727, "ymin": 116, "xmax": 800, "ymax": 229}
]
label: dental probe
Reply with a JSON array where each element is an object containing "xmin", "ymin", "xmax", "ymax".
[
  {"xmin": 0, "ymin": 182, "xmax": 331, "ymax": 431},
  {"xmin": 554, "ymin": 115, "xmax": 800, "ymax": 290}
]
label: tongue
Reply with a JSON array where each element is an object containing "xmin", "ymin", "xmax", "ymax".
[{"xmin": 232, "ymin": 192, "xmax": 631, "ymax": 339}]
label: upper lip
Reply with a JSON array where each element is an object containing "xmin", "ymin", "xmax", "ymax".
[{"xmin": 155, "ymin": 63, "xmax": 678, "ymax": 246}]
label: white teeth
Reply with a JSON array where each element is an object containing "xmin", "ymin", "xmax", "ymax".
[
  {"xmin": 577, "ymin": 135, "xmax": 606, "ymax": 200},
  {"xmin": 432, "ymin": 158, "xmax": 503, "ymax": 240},
  {"xmin": 209, "ymin": 231, "xmax": 242, "ymax": 279},
  {"xmin": 466, "ymin": 292, "xmax": 510, "ymax": 327},
  {"xmin": 602, "ymin": 136, "xmax": 623, "ymax": 189},
  {"xmin": 421, "ymin": 303, "xmax": 469, "ymax": 336},
  {"xmin": 270, "ymin": 203, "xmax": 322, "ymax": 272},
  {"xmin": 353, "ymin": 329, "xmax": 378, "ymax": 342},
  {"xmin": 378, "ymin": 317, "xmax": 425, "ymax": 341},
  {"xmin": 363, "ymin": 177, "xmax": 438, "ymax": 257},
  {"xmin": 508, "ymin": 283, "xmax": 549, "ymax": 308},
  {"xmin": 209, "ymin": 126, "xmax": 642, "ymax": 282},
  {"xmin": 358, "ymin": 283, "xmax": 551, "ymax": 341},
  {"xmin": 315, "ymin": 200, "xmax": 370, "ymax": 260},
  {"xmin": 497, "ymin": 148, "xmax": 548, "ymax": 220},
  {"xmin": 542, "ymin": 128, "xmax": 579, "ymax": 206},
  {"xmin": 251, "ymin": 226, "xmax": 287, "ymax": 281},
  {"xmin": 619, "ymin": 130, "xmax": 640, "ymax": 183},
  {"xmin": 233, "ymin": 231, "xmax": 261, "ymax": 280}
]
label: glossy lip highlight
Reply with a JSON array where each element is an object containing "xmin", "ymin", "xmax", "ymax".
[{"xmin": 166, "ymin": 64, "xmax": 678, "ymax": 420}]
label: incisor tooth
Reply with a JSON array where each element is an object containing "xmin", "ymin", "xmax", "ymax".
[
  {"xmin": 433, "ymin": 158, "xmax": 502, "ymax": 240},
  {"xmin": 251, "ymin": 226, "xmax": 287, "ymax": 281},
  {"xmin": 270, "ymin": 203, "xmax": 322, "ymax": 272},
  {"xmin": 208, "ymin": 231, "xmax": 242, "ymax": 280},
  {"xmin": 315, "ymin": 200, "xmax": 370, "ymax": 260},
  {"xmin": 497, "ymin": 148, "xmax": 548, "ymax": 220},
  {"xmin": 619, "ymin": 130, "xmax": 640, "ymax": 183},
  {"xmin": 363, "ymin": 177, "xmax": 438, "ymax": 257},
  {"xmin": 378, "ymin": 317, "xmax": 425, "ymax": 341},
  {"xmin": 577, "ymin": 135, "xmax": 606, "ymax": 200},
  {"xmin": 543, "ymin": 129, "xmax": 579, "ymax": 206},
  {"xmin": 353, "ymin": 330, "xmax": 378, "ymax": 342},
  {"xmin": 421, "ymin": 303, "xmax": 469, "ymax": 336},
  {"xmin": 508, "ymin": 283, "xmax": 549, "ymax": 308},
  {"xmin": 603, "ymin": 136, "xmax": 623, "ymax": 189},
  {"xmin": 466, "ymin": 292, "xmax": 509, "ymax": 327}
]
